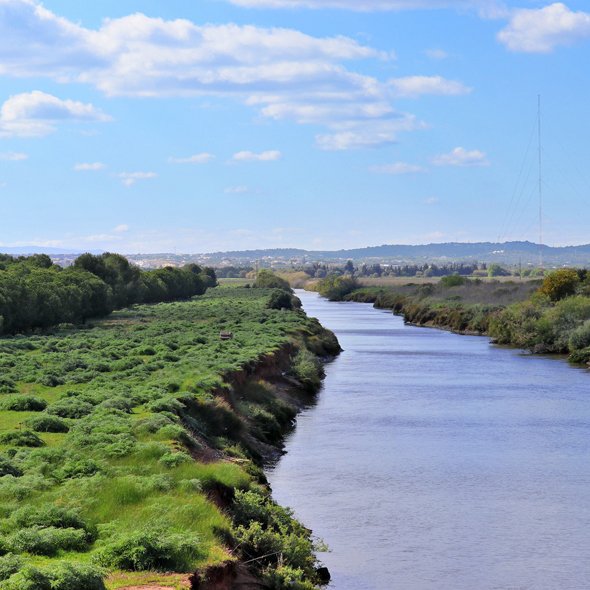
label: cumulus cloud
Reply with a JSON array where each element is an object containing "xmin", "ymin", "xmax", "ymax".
[
  {"xmin": 0, "ymin": 151, "xmax": 28, "ymax": 161},
  {"xmin": 168, "ymin": 153, "xmax": 215, "ymax": 164},
  {"xmin": 0, "ymin": 1, "xmax": 468, "ymax": 149},
  {"xmin": 113, "ymin": 224, "xmax": 129, "ymax": 232},
  {"xmin": 432, "ymin": 146, "xmax": 489, "ymax": 166},
  {"xmin": 370, "ymin": 161, "xmax": 426, "ymax": 174},
  {"xmin": 498, "ymin": 3, "xmax": 590, "ymax": 53},
  {"xmin": 74, "ymin": 162, "xmax": 105, "ymax": 171},
  {"xmin": 389, "ymin": 75, "xmax": 471, "ymax": 97},
  {"xmin": 0, "ymin": 91, "xmax": 110, "ymax": 137},
  {"xmin": 117, "ymin": 172, "xmax": 157, "ymax": 186},
  {"xmin": 232, "ymin": 150, "xmax": 282, "ymax": 161}
]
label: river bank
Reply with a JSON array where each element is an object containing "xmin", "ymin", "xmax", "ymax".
[
  {"xmin": 0, "ymin": 286, "xmax": 340, "ymax": 590},
  {"xmin": 330, "ymin": 278, "xmax": 590, "ymax": 367}
]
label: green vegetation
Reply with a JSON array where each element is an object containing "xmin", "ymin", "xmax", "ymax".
[
  {"xmin": 315, "ymin": 275, "xmax": 359, "ymax": 301},
  {"xmin": 0, "ymin": 253, "xmax": 216, "ymax": 335},
  {"xmin": 0, "ymin": 280, "xmax": 340, "ymax": 589},
  {"xmin": 332, "ymin": 269, "xmax": 590, "ymax": 365}
]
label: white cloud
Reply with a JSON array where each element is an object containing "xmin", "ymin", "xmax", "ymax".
[
  {"xmin": 232, "ymin": 150, "xmax": 282, "ymax": 161},
  {"xmin": 389, "ymin": 75, "xmax": 471, "ymax": 97},
  {"xmin": 226, "ymin": 0, "xmax": 499, "ymax": 13},
  {"xmin": 113, "ymin": 224, "xmax": 129, "ymax": 232},
  {"xmin": 424, "ymin": 196, "xmax": 439, "ymax": 204},
  {"xmin": 432, "ymin": 146, "xmax": 489, "ymax": 167},
  {"xmin": 0, "ymin": 152, "xmax": 28, "ymax": 161},
  {"xmin": 168, "ymin": 153, "xmax": 215, "ymax": 164},
  {"xmin": 370, "ymin": 161, "xmax": 427, "ymax": 174},
  {"xmin": 498, "ymin": 3, "xmax": 590, "ymax": 53},
  {"xmin": 225, "ymin": 185, "xmax": 251, "ymax": 193},
  {"xmin": 0, "ymin": 91, "xmax": 110, "ymax": 137},
  {"xmin": 117, "ymin": 172, "xmax": 157, "ymax": 186},
  {"xmin": 316, "ymin": 114, "xmax": 424, "ymax": 150},
  {"xmin": 74, "ymin": 162, "xmax": 105, "ymax": 171},
  {"xmin": 424, "ymin": 48, "xmax": 449, "ymax": 60},
  {"xmin": 0, "ymin": 1, "xmax": 466, "ymax": 149}
]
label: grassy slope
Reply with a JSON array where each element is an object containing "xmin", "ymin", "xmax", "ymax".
[{"xmin": 0, "ymin": 286, "xmax": 339, "ymax": 589}]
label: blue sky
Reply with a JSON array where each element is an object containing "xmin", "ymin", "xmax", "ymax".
[{"xmin": 0, "ymin": 0, "xmax": 589, "ymax": 253}]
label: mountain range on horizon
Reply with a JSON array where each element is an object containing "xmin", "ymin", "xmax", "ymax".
[{"xmin": 4, "ymin": 241, "xmax": 590, "ymax": 266}]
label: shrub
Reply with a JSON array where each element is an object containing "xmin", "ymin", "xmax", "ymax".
[
  {"xmin": 440, "ymin": 274, "xmax": 466, "ymax": 288},
  {"xmin": 0, "ymin": 396, "xmax": 47, "ymax": 412},
  {"xmin": 12, "ymin": 505, "xmax": 92, "ymax": 535},
  {"xmin": 94, "ymin": 526, "xmax": 202, "ymax": 571},
  {"xmin": 267, "ymin": 290, "xmax": 293, "ymax": 310},
  {"xmin": 159, "ymin": 452, "xmax": 192, "ymax": 468},
  {"xmin": 253, "ymin": 270, "xmax": 291, "ymax": 292},
  {"xmin": 25, "ymin": 415, "xmax": 69, "ymax": 433},
  {"xmin": 569, "ymin": 319, "xmax": 590, "ymax": 351},
  {"xmin": 0, "ymin": 566, "xmax": 51, "ymax": 590},
  {"xmin": 47, "ymin": 398, "xmax": 94, "ymax": 419},
  {"xmin": 539, "ymin": 269, "xmax": 580, "ymax": 301},
  {"xmin": 0, "ymin": 555, "xmax": 23, "ymax": 582},
  {"xmin": 0, "ymin": 458, "xmax": 22, "ymax": 478},
  {"xmin": 46, "ymin": 563, "xmax": 105, "ymax": 590},
  {"xmin": 59, "ymin": 458, "xmax": 101, "ymax": 479},
  {"xmin": 37, "ymin": 374, "xmax": 65, "ymax": 387},
  {"xmin": 290, "ymin": 349, "xmax": 322, "ymax": 392},
  {"xmin": 0, "ymin": 378, "xmax": 17, "ymax": 395},
  {"xmin": 3, "ymin": 526, "xmax": 89, "ymax": 556},
  {"xmin": 0, "ymin": 431, "xmax": 44, "ymax": 448}
]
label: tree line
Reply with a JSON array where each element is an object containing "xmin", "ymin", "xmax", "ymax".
[{"xmin": 0, "ymin": 253, "xmax": 216, "ymax": 334}]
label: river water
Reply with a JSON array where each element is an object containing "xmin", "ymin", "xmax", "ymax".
[{"xmin": 266, "ymin": 290, "xmax": 590, "ymax": 590}]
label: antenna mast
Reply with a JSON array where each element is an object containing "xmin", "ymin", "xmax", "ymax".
[{"xmin": 537, "ymin": 94, "xmax": 543, "ymax": 269}]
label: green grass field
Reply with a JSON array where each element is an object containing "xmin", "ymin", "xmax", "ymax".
[{"xmin": 0, "ymin": 286, "xmax": 337, "ymax": 589}]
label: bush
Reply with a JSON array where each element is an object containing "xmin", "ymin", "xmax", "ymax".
[
  {"xmin": 3, "ymin": 526, "xmax": 89, "ymax": 556},
  {"xmin": 0, "ymin": 566, "xmax": 51, "ymax": 590},
  {"xmin": 159, "ymin": 452, "xmax": 192, "ymax": 468},
  {"xmin": 290, "ymin": 349, "xmax": 323, "ymax": 392},
  {"xmin": 47, "ymin": 398, "xmax": 94, "ymax": 419},
  {"xmin": 569, "ymin": 319, "xmax": 590, "ymax": 351},
  {"xmin": 0, "ymin": 378, "xmax": 17, "ymax": 395},
  {"xmin": 539, "ymin": 269, "xmax": 580, "ymax": 301},
  {"xmin": 45, "ymin": 563, "xmax": 105, "ymax": 590},
  {"xmin": 0, "ymin": 431, "xmax": 44, "ymax": 448},
  {"xmin": 253, "ymin": 270, "xmax": 291, "ymax": 292},
  {"xmin": 12, "ymin": 505, "xmax": 92, "ymax": 534},
  {"xmin": 94, "ymin": 526, "xmax": 202, "ymax": 571},
  {"xmin": 267, "ymin": 290, "xmax": 293, "ymax": 310},
  {"xmin": 0, "ymin": 458, "xmax": 22, "ymax": 478},
  {"xmin": 440, "ymin": 274, "xmax": 466, "ymax": 288},
  {"xmin": 0, "ymin": 555, "xmax": 22, "ymax": 582},
  {"xmin": 0, "ymin": 396, "xmax": 47, "ymax": 412},
  {"xmin": 25, "ymin": 415, "xmax": 69, "ymax": 433}
]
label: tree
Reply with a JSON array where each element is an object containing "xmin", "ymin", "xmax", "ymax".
[{"xmin": 539, "ymin": 269, "xmax": 580, "ymax": 302}]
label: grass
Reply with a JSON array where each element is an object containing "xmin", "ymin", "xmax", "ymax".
[{"xmin": 0, "ymin": 285, "xmax": 337, "ymax": 588}]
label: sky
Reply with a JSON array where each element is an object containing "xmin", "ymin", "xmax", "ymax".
[{"xmin": 0, "ymin": 0, "xmax": 589, "ymax": 253}]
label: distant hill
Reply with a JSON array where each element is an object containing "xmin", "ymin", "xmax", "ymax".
[{"xmin": 196, "ymin": 241, "xmax": 590, "ymax": 266}]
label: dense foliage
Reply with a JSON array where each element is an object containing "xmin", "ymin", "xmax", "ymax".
[
  {"xmin": 0, "ymin": 254, "xmax": 216, "ymax": 335},
  {"xmin": 315, "ymin": 275, "xmax": 359, "ymax": 301},
  {"xmin": 332, "ymin": 268, "xmax": 590, "ymax": 365},
  {"xmin": 0, "ymin": 286, "xmax": 338, "ymax": 589}
]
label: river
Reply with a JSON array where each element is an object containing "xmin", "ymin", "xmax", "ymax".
[{"xmin": 266, "ymin": 290, "xmax": 590, "ymax": 590}]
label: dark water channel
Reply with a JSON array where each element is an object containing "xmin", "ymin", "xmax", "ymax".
[{"xmin": 266, "ymin": 290, "xmax": 590, "ymax": 590}]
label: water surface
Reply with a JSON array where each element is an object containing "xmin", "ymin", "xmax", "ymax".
[{"xmin": 267, "ymin": 290, "xmax": 590, "ymax": 590}]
